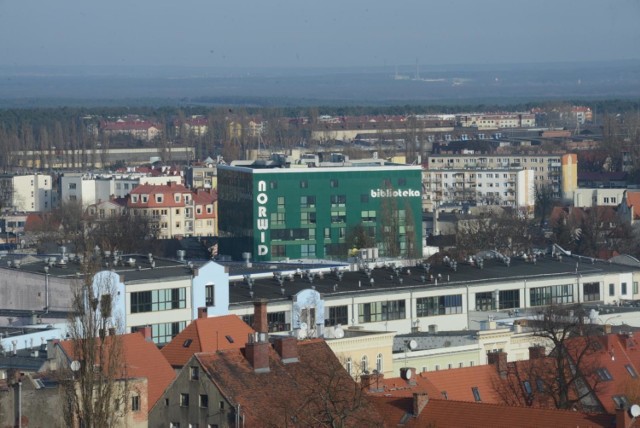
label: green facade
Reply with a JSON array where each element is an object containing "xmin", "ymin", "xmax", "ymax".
[{"xmin": 218, "ymin": 165, "xmax": 423, "ymax": 262}]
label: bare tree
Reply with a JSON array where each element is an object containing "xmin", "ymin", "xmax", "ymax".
[
  {"xmin": 494, "ymin": 305, "xmax": 603, "ymax": 411},
  {"xmin": 59, "ymin": 258, "xmax": 129, "ymax": 428}
]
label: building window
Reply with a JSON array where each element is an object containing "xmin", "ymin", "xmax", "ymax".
[
  {"xmin": 376, "ymin": 353, "xmax": 383, "ymax": 373},
  {"xmin": 271, "ymin": 212, "xmax": 286, "ymax": 225},
  {"xmin": 498, "ymin": 290, "xmax": 520, "ymax": 310},
  {"xmin": 361, "ymin": 355, "xmax": 368, "ymax": 373},
  {"xmin": 277, "ymin": 196, "xmax": 285, "ymax": 210},
  {"xmin": 269, "ymin": 181, "xmax": 277, "ymax": 190},
  {"xmin": 156, "ymin": 195, "xmax": 163, "ymax": 203},
  {"xmin": 300, "ymin": 212, "xmax": 316, "ymax": 224},
  {"xmin": 271, "ymin": 244, "xmax": 286, "ymax": 258},
  {"xmin": 361, "ymin": 210, "xmax": 376, "ymax": 222},
  {"xmin": 330, "ymin": 179, "xmax": 338, "ymax": 188},
  {"xmin": 142, "ymin": 195, "xmax": 148, "ymax": 203},
  {"xmin": 300, "ymin": 195, "xmax": 316, "ymax": 209},
  {"xmin": 300, "ymin": 244, "xmax": 315, "ymax": 258},
  {"xmin": 346, "ymin": 358, "xmax": 352, "ymax": 376},
  {"xmin": 622, "ymin": 282, "xmax": 628, "ymax": 295},
  {"xmin": 475, "ymin": 292, "xmax": 495, "ymax": 311},
  {"xmin": 131, "ymin": 288, "xmax": 187, "ymax": 313},
  {"xmin": 583, "ymin": 282, "xmax": 600, "ymax": 302},
  {"xmin": 300, "ymin": 180, "xmax": 308, "ymax": 188},
  {"xmin": 416, "ymin": 295, "xmax": 463, "ymax": 317},
  {"xmin": 327, "ymin": 306, "xmax": 348, "ymax": 326},
  {"xmin": 330, "ymin": 211, "xmax": 346, "ymax": 224},
  {"xmin": 324, "ymin": 228, "xmax": 331, "ymax": 239},
  {"xmin": 358, "ymin": 300, "xmax": 406, "ymax": 323},
  {"xmin": 613, "ymin": 395, "xmax": 629, "ymax": 409},
  {"xmin": 132, "ymin": 321, "xmax": 186, "ymax": 345},
  {"xmin": 205, "ymin": 284, "xmax": 214, "ymax": 307},
  {"xmin": 242, "ymin": 311, "xmax": 289, "ymax": 332},
  {"xmin": 609, "ymin": 283, "xmax": 615, "ymax": 296},
  {"xmin": 330, "ymin": 194, "xmax": 346, "ymax": 207},
  {"xmin": 68, "ymin": 183, "xmax": 77, "ymax": 190},
  {"xmin": 472, "ymin": 387, "xmax": 481, "ymax": 402},
  {"xmin": 529, "ymin": 285, "xmax": 574, "ymax": 306},
  {"xmin": 634, "ymin": 282, "xmax": 639, "ymax": 294},
  {"xmin": 190, "ymin": 366, "xmax": 199, "ymax": 380},
  {"xmin": 131, "ymin": 395, "xmax": 140, "ymax": 412},
  {"xmin": 597, "ymin": 368, "xmax": 613, "ymax": 381},
  {"xmin": 180, "ymin": 393, "xmax": 190, "ymax": 407},
  {"xmin": 199, "ymin": 394, "xmax": 209, "ymax": 408},
  {"xmin": 626, "ymin": 364, "xmax": 638, "ymax": 378}
]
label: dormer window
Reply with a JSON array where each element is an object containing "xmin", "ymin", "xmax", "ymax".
[
  {"xmin": 206, "ymin": 206, "xmax": 213, "ymax": 214},
  {"xmin": 196, "ymin": 207, "xmax": 202, "ymax": 215},
  {"xmin": 175, "ymin": 194, "xmax": 180, "ymax": 203},
  {"xmin": 156, "ymin": 195, "xmax": 163, "ymax": 203},
  {"xmin": 141, "ymin": 195, "xmax": 148, "ymax": 203},
  {"xmin": 132, "ymin": 195, "xmax": 139, "ymax": 203}
]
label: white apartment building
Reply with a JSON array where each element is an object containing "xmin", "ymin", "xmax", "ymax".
[
  {"xmin": 0, "ymin": 174, "xmax": 53, "ymax": 212},
  {"xmin": 60, "ymin": 173, "xmax": 183, "ymax": 207},
  {"xmin": 457, "ymin": 113, "xmax": 536, "ymax": 130},
  {"xmin": 426, "ymin": 153, "xmax": 578, "ymax": 203},
  {"xmin": 423, "ymin": 168, "xmax": 535, "ymax": 210},
  {"xmin": 573, "ymin": 188, "xmax": 627, "ymax": 208}
]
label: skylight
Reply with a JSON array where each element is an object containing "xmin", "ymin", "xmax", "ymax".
[
  {"xmin": 225, "ymin": 335, "xmax": 234, "ymax": 344},
  {"xmin": 183, "ymin": 339, "xmax": 192, "ymax": 348},
  {"xmin": 471, "ymin": 387, "xmax": 481, "ymax": 402}
]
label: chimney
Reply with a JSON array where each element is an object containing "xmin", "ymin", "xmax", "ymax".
[
  {"xmin": 108, "ymin": 327, "xmax": 116, "ymax": 336},
  {"xmin": 487, "ymin": 351, "xmax": 508, "ymax": 379},
  {"xmin": 139, "ymin": 325, "xmax": 153, "ymax": 342},
  {"xmin": 400, "ymin": 367, "xmax": 417, "ymax": 386},
  {"xmin": 619, "ymin": 333, "xmax": 636, "ymax": 350},
  {"xmin": 245, "ymin": 333, "xmax": 270, "ymax": 373},
  {"xmin": 616, "ymin": 406, "xmax": 634, "ymax": 428},
  {"xmin": 197, "ymin": 307, "xmax": 208, "ymax": 319},
  {"xmin": 604, "ymin": 324, "xmax": 612, "ymax": 334},
  {"xmin": 360, "ymin": 372, "xmax": 385, "ymax": 393},
  {"xmin": 529, "ymin": 346, "xmax": 546, "ymax": 360},
  {"xmin": 253, "ymin": 299, "xmax": 269, "ymax": 334},
  {"xmin": 274, "ymin": 337, "xmax": 299, "ymax": 364},
  {"xmin": 413, "ymin": 392, "xmax": 429, "ymax": 416}
]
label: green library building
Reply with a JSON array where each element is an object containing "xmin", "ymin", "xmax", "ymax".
[{"xmin": 217, "ymin": 159, "xmax": 423, "ymax": 262}]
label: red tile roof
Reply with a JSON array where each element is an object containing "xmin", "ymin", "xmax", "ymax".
[
  {"xmin": 626, "ymin": 191, "xmax": 640, "ymax": 220},
  {"xmin": 57, "ymin": 331, "xmax": 175, "ymax": 411},
  {"xmin": 370, "ymin": 396, "xmax": 614, "ymax": 428},
  {"xmin": 128, "ymin": 183, "xmax": 192, "ymax": 208},
  {"xmin": 160, "ymin": 315, "xmax": 254, "ymax": 367},
  {"xmin": 195, "ymin": 339, "xmax": 384, "ymax": 427}
]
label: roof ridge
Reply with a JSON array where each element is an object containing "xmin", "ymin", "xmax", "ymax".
[{"xmin": 429, "ymin": 398, "xmax": 606, "ymax": 414}]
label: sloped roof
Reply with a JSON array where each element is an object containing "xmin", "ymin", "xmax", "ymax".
[
  {"xmin": 160, "ymin": 315, "xmax": 254, "ymax": 367},
  {"xmin": 196, "ymin": 339, "xmax": 384, "ymax": 427},
  {"xmin": 626, "ymin": 191, "xmax": 640, "ymax": 220},
  {"xmin": 370, "ymin": 396, "xmax": 614, "ymax": 428},
  {"xmin": 58, "ymin": 332, "xmax": 175, "ymax": 411}
]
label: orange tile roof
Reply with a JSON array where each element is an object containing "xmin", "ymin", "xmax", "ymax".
[
  {"xmin": 57, "ymin": 332, "xmax": 175, "ymax": 411},
  {"xmin": 370, "ymin": 396, "xmax": 614, "ymax": 428},
  {"xmin": 627, "ymin": 191, "xmax": 640, "ymax": 220},
  {"xmin": 160, "ymin": 315, "xmax": 254, "ymax": 367},
  {"xmin": 195, "ymin": 339, "xmax": 384, "ymax": 427}
]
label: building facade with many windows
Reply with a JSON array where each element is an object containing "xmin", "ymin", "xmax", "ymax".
[{"xmin": 217, "ymin": 162, "xmax": 423, "ymax": 262}]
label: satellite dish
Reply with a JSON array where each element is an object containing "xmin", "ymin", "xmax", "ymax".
[
  {"xmin": 402, "ymin": 368, "xmax": 413, "ymax": 380},
  {"xmin": 630, "ymin": 404, "xmax": 640, "ymax": 418},
  {"xmin": 408, "ymin": 340, "xmax": 418, "ymax": 351},
  {"xmin": 334, "ymin": 327, "xmax": 345, "ymax": 339},
  {"xmin": 70, "ymin": 360, "xmax": 81, "ymax": 372},
  {"xmin": 299, "ymin": 322, "xmax": 308, "ymax": 331}
]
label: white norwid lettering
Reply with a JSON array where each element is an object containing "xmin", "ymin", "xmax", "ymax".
[
  {"xmin": 256, "ymin": 180, "xmax": 270, "ymax": 257},
  {"xmin": 256, "ymin": 193, "xmax": 268, "ymax": 204}
]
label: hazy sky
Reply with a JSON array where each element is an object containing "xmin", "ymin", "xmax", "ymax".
[{"xmin": 1, "ymin": 0, "xmax": 639, "ymax": 68}]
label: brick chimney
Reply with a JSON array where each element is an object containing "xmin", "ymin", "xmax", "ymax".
[
  {"xmin": 245, "ymin": 332, "xmax": 270, "ymax": 373},
  {"xmin": 400, "ymin": 367, "xmax": 417, "ymax": 386},
  {"xmin": 487, "ymin": 351, "xmax": 508, "ymax": 379},
  {"xmin": 413, "ymin": 392, "xmax": 429, "ymax": 416},
  {"xmin": 619, "ymin": 333, "xmax": 636, "ymax": 350},
  {"xmin": 274, "ymin": 336, "xmax": 299, "ymax": 364},
  {"xmin": 139, "ymin": 325, "xmax": 153, "ymax": 342},
  {"xmin": 360, "ymin": 372, "xmax": 385, "ymax": 393},
  {"xmin": 253, "ymin": 299, "xmax": 269, "ymax": 334},
  {"xmin": 604, "ymin": 324, "xmax": 612, "ymax": 334},
  {"xmin": 529, "ymin": 345, "xmax": 546, "ymax": 360},
  {"xmin": 616, "ymin": 406, "xmax": 634, "ymax": 428},
  {"xmin": 197, "ymin": 307, "xmax": 208, "ymax": 319}
]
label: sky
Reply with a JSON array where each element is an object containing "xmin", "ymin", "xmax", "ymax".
[{"xmin": 1, "ymin": 0, "xmax": 639, "ymax": 69}]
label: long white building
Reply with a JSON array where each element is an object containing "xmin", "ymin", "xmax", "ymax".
[{"xmin": 0, "ymin": 174, "xmax": 53, "ymax": 212}]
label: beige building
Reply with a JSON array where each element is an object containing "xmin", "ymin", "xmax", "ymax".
[
  {"xmin": 0, "ymin": 174, "xmax": 53, "ymax": 212},
  {"xmin": 457, "ymin": 113, "xmax": 536, "ymax": 130},
  {"xmin": 325, "ymin": 328, "xmax": 395, "ymax": 378},
  {"xmin": 426, "ymin": 153, "xmax": 577, "ymax": 203}
]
